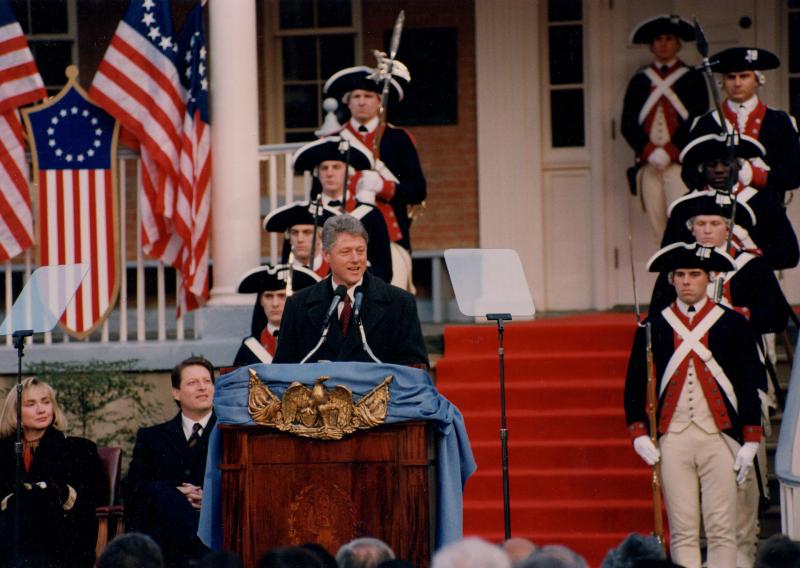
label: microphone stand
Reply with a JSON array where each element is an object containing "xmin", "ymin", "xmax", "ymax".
[
  {"xmin": 353, "ymin": 295, "xmax": 381, "ymax": 363},
  {"xmin": 300, "ymin": 323, "xmax": 333, "ymax": 364},
  {"xmin": 12, "ymin": 329, "xmax": 32, "ymax": 564},
  {"xmin": 487, "ymin": 312, "xmax": 512, "ymax": 540}
]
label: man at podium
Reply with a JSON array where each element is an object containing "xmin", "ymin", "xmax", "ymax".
[{"xmin": 274, "ymin": 214, "xmax": 428, "ymax": 368}]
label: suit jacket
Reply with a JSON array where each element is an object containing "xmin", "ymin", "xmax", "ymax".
[
  {"xmin": 0, "ymin": 427, "xmax": 106, "ymax": 567},
  {"xmin": 273, "ymin": 272, "xmax": 429, "ymax": 367},
  {"xmin": 123, "ymin": 411, "xmax": 216, "ymax": 532},
  {"xmin": 624, "ymin": 303, "xmax": 763, "ymax": 443}
]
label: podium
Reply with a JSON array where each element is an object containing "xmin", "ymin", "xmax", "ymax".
[{"xmin": 218, "ymin": 421, "xmax": 436, "ymax": 567}]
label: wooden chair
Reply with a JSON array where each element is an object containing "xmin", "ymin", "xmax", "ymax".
[{"xmin": 95, "ymin": 446, "xmax": 125, "ymax": 559}]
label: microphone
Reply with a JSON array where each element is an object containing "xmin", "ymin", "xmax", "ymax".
[
  {"xmin": 300, "ymin": 285, "xmax": 346, "ymax": 364},
  {"xmin": 321, "ymin": 285, "xmax": 347, "ymax": 332},
  {"xmin": 352, "ymin": 285, "xmax": 382, "ymax": 364},
  {"xmin": 353, "ymin": 286, "xmax": 365, "ymax": 323}
]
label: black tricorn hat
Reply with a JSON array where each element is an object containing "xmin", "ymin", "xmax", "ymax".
[
  {"xmin": 291, "ymin": 136, "xmax": 373, "ymax": 174},
  {"xmin": 710, "ymin": 47, "xmax": 780, "ymax": 73},
  {"xmin": 630, "ymin": 15, "xmax": 695, "ymax": 44},
  {"xmin": 262, "ymin": 200, "xmax": 339, "ymax": 234},
  {"xmin": 679, "ymin": 132, "xmax": 765, "ymax": 170},
  {"xmin": 237, "ymin": 263, "xmax": 320, "ymax": 294},
  {"xmin": 323, "ymin": 64, "xmax": 409, "ymax": 102},
  {"xmin": 646, "ymin": 242, "xmax": 736, "ymax": 273},
  {"xmin": 668, "ymin": 189, "xmax": 756, "ymax": 232}
]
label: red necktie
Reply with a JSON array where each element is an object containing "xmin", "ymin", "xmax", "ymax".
[{"xmin": 340, "ymin": 294, "xmax": 352, "ymax": 336}]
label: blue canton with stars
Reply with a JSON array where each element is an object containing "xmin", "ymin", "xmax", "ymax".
[
  {"xmin": 177, "ymin": 3, "xmax": 209, "ymax": 124},
  {"xmin": 28, "ymin": 87, "xmax": 115, "ymax": 170},
  {"xmin": 126, "ymin": 0, "xmax": 178, "ymax": 64}
]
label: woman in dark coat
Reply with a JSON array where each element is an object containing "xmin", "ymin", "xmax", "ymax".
[{"xmin": 0, "ymin": 377, "xmax": 107, "ymax": 568}]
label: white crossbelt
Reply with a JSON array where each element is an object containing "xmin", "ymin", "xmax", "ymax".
[
  {"xmin": 338, "ymin": 127, "xmax": 400, "ymax": 183},
  {"xmin": 243, "ymin": 336, "xmax": 273, "ymax": 363},
  {"xmin": 639, "ymin": 67, "xmax": 690, "ymax": 125},
  {"xmin": 660, "ymin": 305, "xmax": 738, "ymax": 411}
]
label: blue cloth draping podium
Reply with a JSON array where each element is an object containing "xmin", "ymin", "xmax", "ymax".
[{"xmin": 198, "ymin": 362, "xmax": 476, "ymax": 555}]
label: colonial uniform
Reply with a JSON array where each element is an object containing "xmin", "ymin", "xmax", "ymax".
[
  {"xmin": 262, "ymin": 200, "xmax": 339, "ymax": 279},
  {"xmin": 625, "ymin": 243, "xmax": 763, "ymax": 568},
  {"xmin": 621, "ymin": 15, "xmax": 709, "ymax": 235},
  {"xmin": 324, "ymin": 64, "xmax": 426, "ymax": 291},
  {"xmin": 290, "ymin": 136, "xmax": 394, "ymax": 283},
  {"xmin": 233, "ymin": 264, "xmax": 320, "ymax": 367},
  {"xmin": 682, "ymin": 48, "xmax": 800, "ymax": 200}
]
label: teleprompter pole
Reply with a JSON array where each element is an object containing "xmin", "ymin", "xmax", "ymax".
[{"xmin": 487, "ymin": 312, "xmax": 512, "ymax": 540}]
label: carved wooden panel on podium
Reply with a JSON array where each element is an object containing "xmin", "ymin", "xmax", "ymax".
[{"xmin": 219, "ymin": 421, "xmax": 435, "ymax": 567}]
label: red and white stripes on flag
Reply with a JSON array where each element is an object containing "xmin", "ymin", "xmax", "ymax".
[
  {"xmin": 0, "ymin": 7, "xmax": 46, "ymax": 261},
  {"xmin": 89, "ymin": 0, "xmax": 209, "ymax": 312},
  {"xmin": 38, "ymin": 170, "xmax": 117, "ymax": 336}
]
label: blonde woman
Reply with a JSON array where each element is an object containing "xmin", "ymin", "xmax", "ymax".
[{"xmin": 0, "ymin": 377, "xmax": 106, "ymax": 568}]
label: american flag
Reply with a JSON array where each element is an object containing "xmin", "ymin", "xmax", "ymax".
[
  {"xmin": 25, "ymin": 86, "xmax": 120, "ymax": 337},
  {"xmin": 89, "ymin": 0, "xmax": 208, "ymax": 311},
  {"xmin": 175, "ymin": 2, "xmax": 210, "ymax": 311},
  {"xmin": 0, "ymin": 0, "xmax": 46, "ymax": 261}
]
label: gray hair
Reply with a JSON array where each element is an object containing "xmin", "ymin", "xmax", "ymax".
[
  {"xmin": 335, "ymin": 537, "xmax": 395, "ymax": 568},
  {"xmin": 322, "ymin": 214, "xmax": 369, "ymax": 253},
  {"xmin": 516, "ymin": 545, "xmax": 588, "ymax": 568},
  {"xmin": 600, "ymin": 533, "xmax": 664, "ymax": 568},
  {"xmin": 98, "ymin": 533, "xmax": 164, "ymax": 568},
  {"xmin": 431, "ymin": 537, "xmax": 511, "ymax": 568}
]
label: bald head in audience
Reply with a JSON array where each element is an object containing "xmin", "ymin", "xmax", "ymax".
[{"xmin": 431, "ymin": 537, "xmax": 511, "ymax": 568}]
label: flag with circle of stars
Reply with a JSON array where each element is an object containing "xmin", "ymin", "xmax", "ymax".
[{"xmin": 25, "ymin": 79, "xmax": 121, "ymax": 338}]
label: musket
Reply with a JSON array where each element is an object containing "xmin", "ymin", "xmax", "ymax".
[
  {"xmin": 372, "ymin": 10, "xmax": 405, "ymax": 160},
  {"xmin": 693, "ymin": 18, "xmax": 739, "ymax": 302},
  {"xmin": 285, "ymin": 254, "xmax": 295, "ymax": 298},
  {"xmin": 307, "ymin": 194, "xmax": 323, "ymax": 271},
  {"xmin": 627, "ymin": 219, "xmax": 666, "ymax": 551}
]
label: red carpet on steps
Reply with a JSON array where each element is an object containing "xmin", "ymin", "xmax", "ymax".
[{"xmin": 435, "ymin": 313, "xmax": 658, "ymax": 566}]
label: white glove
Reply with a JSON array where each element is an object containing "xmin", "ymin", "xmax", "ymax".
[
  {"xmin": 633, "ymin": 435, "xmax": 660, "ymax": 466},
  {"xmin": 356, "ymin": 170, "xmax": 384, "ymax": 194},
  {"xmin": 647, "ymin": 147, "xmax": 671, "ymax": 170},
  {"xmin": 737, "ymin": 158, "xmax": 753, "ymax": 186},
  {"xmin": 734, "ymin": 441, "xmax": 759, "ymax": 485},
  {"xmin": 356, "ymin": 189, "xmax": 376, "ymax": 205}
]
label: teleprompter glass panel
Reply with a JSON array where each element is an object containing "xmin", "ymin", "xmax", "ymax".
[
  {"xmin": 284, "ymin": 84, "xmax": 319, "ymax": 129},
  {"xmin": 318, "ymin": 0, "xmax": 352, "ymax": 28},
  {"xmin": 282, "ymin": 36, "xmax": 317, "ymax": 81},
  {"xmin": 789, "ymin": 78, "xmax": 800, "ymax": 122},
  {"xmin": 550, "ymin": 88, "xmax": 585, "ymax": 147},
  {"xmin": 548, "ymin": 0, "xmax": 582, "ymax": 22},
  {"xmin": 549, "ymin": 25, "xmax": 583, "ymax": 85},
  {"xmin": 279, "ymin": 0, "xmax": 313, "ymax": 29}
]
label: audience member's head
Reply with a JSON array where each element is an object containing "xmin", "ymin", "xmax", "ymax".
[
  {"xmin": 502, "ymin": 537, "xmax": 538, "ymax": 565},
  {"xmin": 601, "ymin": 533, "xmax": 665, "ymax": 568},
  {"xmin": 258, "ymin": 546, "xmax": 324, "ymax": 568},
  {"xmin": 197, "ymin": 550, "xmax": 245, "ymax": 568},
  {"xmin": 97, "ymin": 533, "xmax": 164, "ymax": 568},
  {"xmin": 754, "ymin": 534, "xmax": 800, "ymax": 568},
  {"xmin": 632, "ymin": 561, "xmax": 685, "ymax": 568},
  {"xmin": 336, "ymin": 537, "xmax": 395, "ymax": 568},
  {"xmin": 515, "ymin": 545, "xmax": 588, "ymax": 568},
  {"xmin": 302, "ymin": 542, "xmax": 337, "ymax": 568},
  {"xmin": 376, "ymin": 561, "xmax": 416, "ymax": 568},
  {"xmin": 431, "ymin": 537, "xmax": 511, "ymax": 568}
]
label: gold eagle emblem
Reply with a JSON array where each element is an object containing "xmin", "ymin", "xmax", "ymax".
[{"xmin": 247, "ymin": 369, "xmax": 393, "ymax": 440}]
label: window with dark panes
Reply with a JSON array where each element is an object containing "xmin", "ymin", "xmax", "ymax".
[
  {"xmin": 546, "ymin": 0, "xmax": 585, "ymax": 148},
  {"xmin": 11, "ymin": 0, "xmax": 76, "ymax": 96},
  {"xmin": 788, "ymin": 2, "xmax": 800, "ymax": 120},
  {"xmin": 277, "ymin": 0, "xmax": 357, "ymax": 142}
]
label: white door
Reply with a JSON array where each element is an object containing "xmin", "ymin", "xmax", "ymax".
[{"xmin": 606, "ymin": 0, "xmax": 772, "ymax": 307}]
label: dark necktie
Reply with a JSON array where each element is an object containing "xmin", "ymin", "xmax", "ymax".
[
  {"xmin": 188, "ymin": 423, "xmax": 202, "ymax": 448},
  {"xmin": 358, "ymin": 125, "xmax": 368, "ymax": 134},
  {"xmin": 328, "ymin": 200, "xmax": 342, "ymax": 207},
  {"xmin": 688, "ymin": 305, "xmax": 696, "ymax": 312},
  {"xmin": 340, "ymin": 294, "xmax": 352, "ymax": 336},
  {"xmin": 660, "ymin": 64, "xmax": 669, "ymax": 74}
]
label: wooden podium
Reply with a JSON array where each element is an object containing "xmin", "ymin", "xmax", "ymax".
[{"xmin": 218, "ymin": 421, "xmax": 436, "ymax": 567}]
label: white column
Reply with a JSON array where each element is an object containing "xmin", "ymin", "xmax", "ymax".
[{"xmin": 207, "ymin": 0, "xmax": 260, "ymax": 306}]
